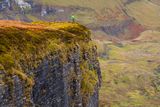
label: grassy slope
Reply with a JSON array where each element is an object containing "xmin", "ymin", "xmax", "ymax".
[
  {"xmin": 150, "ymin": 0, "xmax": 160, "ymax": 5},
  {"xmin": 99, "ymin": 35, "xmax": 160, "ymax": 107},
  {"xmin": 126, "ymin": 0, "xmax": 160, "ymax": 28},
  {"xmin": 34, "ymin": 0, "xmax": 122, "ymax": 10},
  {"xmin": 135, "ymin": 30, "xmax": 160, "ymax": 41}
]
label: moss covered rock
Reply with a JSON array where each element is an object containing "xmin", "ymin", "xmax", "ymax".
[{"xmin": 0, "ymin": 20, "xmax": 101, "ymax": 107}]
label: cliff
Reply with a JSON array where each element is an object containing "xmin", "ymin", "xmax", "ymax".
[{"xmin": 0, "ymin": 20, "xmax": 101, "ymax": 107}]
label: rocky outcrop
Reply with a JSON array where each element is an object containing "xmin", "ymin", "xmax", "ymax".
[{"xmin": 0, "ymin": 20, "xmax": 101, "ymax": 107}]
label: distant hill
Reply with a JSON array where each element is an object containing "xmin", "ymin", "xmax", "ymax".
[{"xmin": 0, "ymin": 0, "xmax": 159, "ymax": 40}]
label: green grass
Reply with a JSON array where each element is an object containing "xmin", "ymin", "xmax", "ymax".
[
  {"xmin": 0, "ymin": 20, "xmax": 91, "ymax": 77},
  {"xmin": 99, "ymin": 39, "xmax": 160, "ymax": 107},
  {"xmin": 126, "ymin": 0, "xmax": 160, "ymax": 28},
  {"xmin": 34, "ymin": 0, "xmax": 123, "ymax": 10}
]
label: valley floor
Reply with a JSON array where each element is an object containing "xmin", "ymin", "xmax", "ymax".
[{"xmin": 99, "ymin": 40, "xmax": 160, "ymax": 107}]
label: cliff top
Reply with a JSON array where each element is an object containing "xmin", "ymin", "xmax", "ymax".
[
  {"xmin": 0, "ymin": 20, "xmax": 90, "ymax": 39},
  {"xmin": 0, "ymin": 20, "xmax": 91, "ymax": 85}
]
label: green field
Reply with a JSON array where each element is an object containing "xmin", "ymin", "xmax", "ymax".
[{"xmin": 99, "ymin": 36, "xmax": 160, "ymax": 107}]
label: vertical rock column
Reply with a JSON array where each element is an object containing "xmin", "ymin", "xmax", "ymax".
[
  {"xmin": 0, "ymin": 70, "xmax": 8, "ymax": 106},
  {"xmin": 72, "ymin": 46, "xmax": 83, "ymax": 107}
]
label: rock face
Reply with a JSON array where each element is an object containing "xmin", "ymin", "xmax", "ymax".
[
  {"xmin": 0, "ymin": 20, "xmax": 101, "ymax": 107},
  {"xmin": 32, "ymin": 45, "xmax": 101, "ymax": 107}
]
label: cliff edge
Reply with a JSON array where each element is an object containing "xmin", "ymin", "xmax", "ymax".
[{"xmin": 0, "ymin": 20, "xmax": 101, "ymax": 107}]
